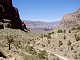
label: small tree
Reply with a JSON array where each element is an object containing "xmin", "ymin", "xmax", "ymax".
[{"xmin": 7, "ymin": 34, "xmax": 14, "ymax": 50}]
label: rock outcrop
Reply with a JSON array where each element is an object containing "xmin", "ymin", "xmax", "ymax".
[
  {"xmin": 0, "ymin": 0, "xmax": 27, "ymax": 31},
  {"xmin": 59, "ymin": 8, "xmax": 80, "ymax": 29}
]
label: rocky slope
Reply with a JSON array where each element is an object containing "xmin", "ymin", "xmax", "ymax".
[
  {"xmin": 59, "ymin": 8, "xmax": 80, "ymax": 29},
  {"xmin": 0, "ymin": 0, "xmax": 27, "ymax": 31},
  {"xmin": 0, "ymin": 28, "xmax": 64, "ymax": 60},
  {"xmin": 34, "ymin": 29, "xmax": 80, "ymax": 60}
]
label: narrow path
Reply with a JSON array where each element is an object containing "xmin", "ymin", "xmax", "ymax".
[
  {"xmin": 52, "ymin": 53, "xmax": 69, "ymax": 60},
  {"xmin": 46, "ymin": 50, "xmax": 70, "ymax": 60},
  {"xmin": 35, "ymin": 47, "xmax": 71, "ymax": 60}
]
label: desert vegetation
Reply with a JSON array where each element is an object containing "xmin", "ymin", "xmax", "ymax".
[
  {"xmin": 7, "ymin": 34, "xmax": 14, "ymax": 50},
  {"xmin": 75, "ymin": 34, "xmax": 80, "ymax": 41}
]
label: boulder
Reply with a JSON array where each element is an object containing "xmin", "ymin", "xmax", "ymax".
[{"xmin": 0, "ymin": 22, "xmax": 4, "ymax": 29}]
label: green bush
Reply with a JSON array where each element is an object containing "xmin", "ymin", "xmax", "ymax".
[
  {"xmin": 38, "ymin": 50, "xmax": 47, "ymax": 59},
  {"xmin": 70, "ymin": 46, "xmax": 74, "ymax": 50},
  {"xmin": 67, "ymin": 40, "xmax": 71, "ymax": 46},
  {"xmin": 40, "ymin": 34, "xmax": 44, "ymax": 38},
  {"xmin": 43, "ymin": 35, "xmax": 47, "ymax": 37},
  {"xmin": 48, "ymin": 33, "xmax": 52, "ymax": 36},
  {"xmin": 29, "ymin": 46, "xmax": 34, "ymax": 51},
  {"xmin": 42, "ymin": 44, "xmax": 45, "ymax": 47},
  {"xmin": 27, "ymin": 46, "xmax": 36, "ymax": 55},
  {"xmin": 72, "ymin": 26, "xmax": 80, "ymax": 30},
  {"xmin": 63, "ymin": 30, "xmax": 66, "ymax": 33},
  {"xmin": 75, "ymin": 34, "xmax": 80, "ymax": 41},
  {"xmin": 72, "ymin": 27, "xmax": 76, "ymax": 30},
  {"xmin": 48, "ymin": 40, "xmax": 50, "ymax": 44},
  {"xmin": 51, "ymin": 31, "xmax": 54, "ymax": 34},
  {"xmin": 47, "ymin": 35, "xmax": 51, "ymax": 39},
  {"xmin": 48, "ymin": 31, "xmax": 54, "ymax": 35},
  {"xmin": 64, "ymin": 35, "xmax": 66, "ymax": 39},
  {"xmin": 69, "ymin": 30, "xmax": 71, "ymax": 33},
  {"xmin": 58, "ymin": 40, "xmax": 63, "ymax": 46},
  {"xmin": 57, "ymin": 30, "xmax": 63, "ymax": 33},
  {"xmin": 76, "ymin": 26, "xmax": 80, "ymax": 30},
  {"xmin": 14, "ymin": 41, "xmax": 22, "ymax": 49}
]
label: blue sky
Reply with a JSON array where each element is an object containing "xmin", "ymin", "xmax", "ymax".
[{"xmin": 13, "ymin": 0, "xmax": 80, "ymax": 22}]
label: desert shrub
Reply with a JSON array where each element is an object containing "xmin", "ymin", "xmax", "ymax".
[
  {"xmin": 53, "ymin": 57, "xmax": 60, "ymax": 60},
  {"xmin": 47, "ymin": 31, "xmax": 54, "ymax": 36},
  {"xmin": 14, "ymin": 41, "xmax": 22, "ymax": 49},
  {"xmin": 40, "ymin": 34, "xmax": 44, "ymax": 38},
  {"xmin": 73, "ymin": 50, "xmax": 77, "ymax": 53},
  {"xmin": 70, "ymin": 46, "xmax": 74, "ymax": 50},
  {"xmin": 38, "ymin": 50, "xmax": 47, "ymax": 59},
  {"xmin": 51, "ymin": 31, "xmax": 54, "ymax": 34},
  {"xmin": 59, "ymin": 48, "xmax": 63, "ymax": 51},
  {"xmin": 21, "ymin": 53, "xmax": 35, "ymax": 60},
  {"xmin": 29, "ymin": 46, "xmax": 34, "ymax": 51},
  {"xmin": 74, "ymin": 54, "xmax": 78, "ymax": 59},
  {"xmin": 25, "ymin": 45, "xmax": 36, "ymax": 55},
  {"xmin": 28, "ymin": 46, "xmax": 36, "ymax": 55},
  {"xmin": 63, "ymin": 30, "xmax": 66, "ymax": 33},
  {"xmin": 48, "ymin": 32, "xmax": 52, "ymax": 36},
  {"xmin": 64, "ymin": 35, "xmax": 66, "ymax": 39},
  {"xmin": 67, "ymin": 40, "xmax": 71, "ymax": 46},
  {"xmin": 48, "ymin": 40, "xmax": 50, "ymax": 44},
  {"xmin": 43, "ymin": 34, "xmax": 47, "ymax": 37},
  {"xmin": 69, "ymin": 30, "xmax": 71, "ymax": 33},
  {"xmin": 57, "ymin": 30, "xmax": 62, "ymax": 33},
  {"xmin": 75, "ymin": 34, "xmax": 80, "ymax": 41},
  {"xmin": 76, "ymin": 26, "xmax": 80, "ymax": 30},
  {"xmin": 72, "ymin": 27, "xmax": 76, "ymax": 30},
  {"xmin": 64, "ymin": 53, "xmax": 67, "ymax": 56},
  {"xmin": 47, "ymin": 35, "xmax": 51, "ymax": 39},
  {"xmin": 72, "ymin": 26, "xmax": 80, "ymax": 30},
  {"xmin": 58, "ymin": 41, "xmax": 63, "ymax": 46},
  {"xmin": 42, "ymin": 44, "xmax": 45, "ymax": 47}
]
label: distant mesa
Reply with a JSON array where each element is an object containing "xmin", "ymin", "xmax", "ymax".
[
  {"xmin": 58, "ymin": 8, "xmax": 80, "ymax": 29},
  {"xmin": 24, "ymin": 20, "xmax": 60, "ymax": 31},
  {"xmin": 0, "ymin": 0, "xmax": 27, "ymax": 31}
]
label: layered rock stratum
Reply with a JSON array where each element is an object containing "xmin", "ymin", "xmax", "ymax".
[
  {"xmin": 59, "ymin": 8, "xmax": 80, "ymax": 29},
  {"xmin": 0, "ymin": 0, "xmax": 27, "ymax": 31}
]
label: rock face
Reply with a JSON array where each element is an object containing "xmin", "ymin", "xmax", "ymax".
[
  {"xmin": 59, "ymin": 8, "xmax": 80, "ymax": 29},
  {"xmin": 0, "ymin": 0, "xmax": 27, "ymax": 31}
]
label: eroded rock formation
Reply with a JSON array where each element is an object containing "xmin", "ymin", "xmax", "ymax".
[
  {"xmin": 59, "ymin": 8, "xmax": 80, "ymax": 29},
  {"xmin": 0, "ymin": 0, "xmax": 27, "ymax": 31}
]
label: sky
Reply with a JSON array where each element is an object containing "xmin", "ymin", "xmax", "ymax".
[{"xmin": 13, "ymin": 0, "xmax": 80, "ymax": 22}]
